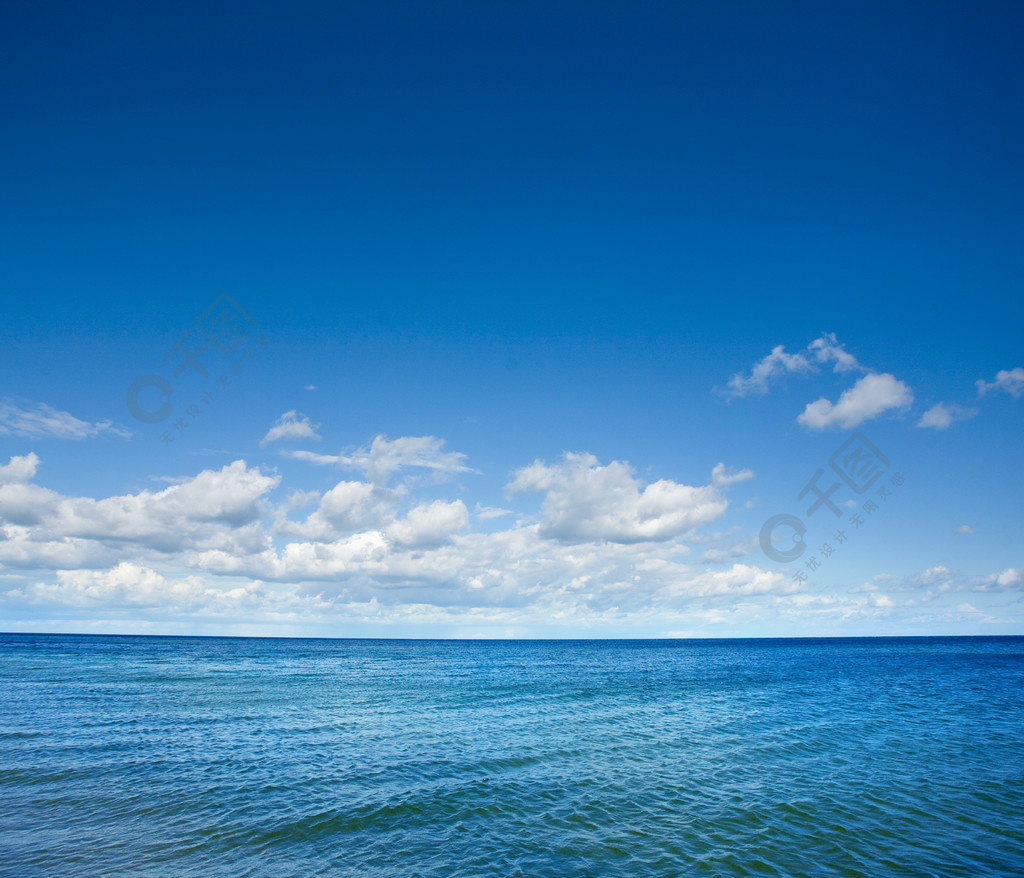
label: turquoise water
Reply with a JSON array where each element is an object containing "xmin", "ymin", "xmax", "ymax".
[{"xmin": 1, "ymin": 635, "xmax": 1022, "ymax": 876}]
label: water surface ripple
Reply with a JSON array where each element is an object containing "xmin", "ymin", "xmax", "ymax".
[{"xmin": 1, "ymin": 635, "xmax": 1022, "ymax": 876}]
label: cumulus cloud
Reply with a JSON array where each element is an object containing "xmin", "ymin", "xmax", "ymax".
[
  {"xmin": 285, "ymin": 435, "xmax": 473, "ymax": 484},
  {"xmin": 386, "ymin": 500, "xmax": 469, "ymax": 547},
  {"xmin": 274, "ymin": 480, "xmax": 397, "ymax": 542},
  {"xmin": 16, "ymin": 562, "xmax": 277, "ymax": 619},
  {"xmin": 976, "ymin": 367, "xmax": 1024, "ymax": 398},
  {"xmin": 724, "ymin": 345, "xmax": 814, "ymax": 398},
  {"xmin": 973, "ymin": 568, "xmax": 1022, "ymax": 593},
  {"xmin": 807, "ymin": 333, "xmax": 860, "ymax": 372},
  {"xmin": 7, "ymin": 538, "xmax": 805, "ymax": 634},
  {"xmin": 798, "ymin": 373, "xmax": 913, "ymax": 429},
  {"xmin": 918, "ymin": 566, "xmax": 954, "ymax": 587},
  {"xmin": 0, "ymin": 453, "xmax": 40, "ymax": 485},
  {"xmin": 699, "ymin": 537, "xmax": 757, "ymax": 564},
  {"xmin": 852, "ymin": 567, "xmax": 954, "ymax": 596},
  {"xmin": 0, "ymin": 457, "xmax": 279, "ymax": 563},
  {"xmin": 0, "ymin": 400, "xmax": 130, "ymax": 440},
  {"xmin": 1, "ymin": 443, "xmax": 1013, "ymax": 636},
  {"xmin": 507, "ymin": 452, "xmax": 741, "ymax": 543},
  {"xmin": 48, "ymin": 564, "xmax": 210, "ymax": 608},
  {"xmin": 955, "ymin": 525, "xmax": 975, "ymax": 535},
  {"xmin": 723, "ymin": 333, "xmax": 860, "ymax": 398},
  {"xmin": 917, "ymin": 402, "xmax": 977, "ymax": 430},
  {"xmin": 260, "ymin": 410, "xmax": 320, "ymax": 446},
  {"xmin": 683, "ymin": 564, "xmax": 791, "ymax": 597}
]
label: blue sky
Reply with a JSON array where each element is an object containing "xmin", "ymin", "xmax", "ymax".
[{"xmin": 1, "ymin": 0, "xmax": 1022, "ymax": 637}]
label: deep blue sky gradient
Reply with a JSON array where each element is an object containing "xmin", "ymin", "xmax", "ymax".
[{"xmin": 1, "ymin": 0, "xmax": 1022, "ymax": 635}]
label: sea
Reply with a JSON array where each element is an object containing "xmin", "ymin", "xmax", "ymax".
[{"xmin": 1, "ymin": 634, "xmax": 1022, "ymax": 877}]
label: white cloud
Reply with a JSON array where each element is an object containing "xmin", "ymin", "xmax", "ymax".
[
  {"xmin": 259, "ymin": 410, "xmax": 321, "ymax": 446},
  {"xmin": 724, "ymin": 345, "xmax": 814, "ymax": 398},
  {"xmin": 274, "ymin": 480, "xmax": 397, "ymax": 542},
  {"xmin": 917, "ymin": 402, "xmax": 977, "ymax": 430},
  {"xmin": 798, "ymin": 373, "xmax": 913, "ymax": 429},
  {"xmin": 282, "ymin": 450, "xmax": 342, "ymax": 466},
  {"xmin": 853, "ymin": 567, "xmax": 954, "ymax": 595},
  {"xmin": 684, "ymin": 564, "xmax": 792, "ymax": 597},
  {"xmin": 285, "ymin": 434, "xmax": 473, "ymax": 484},
  {"xmin": 711, "ymin": 463, "xmax": 755, "ymax": 486},
  {"xmin": 0, "ymin": 458, "xmax": 279, "ymax": 563},
  {"xmin": 957, "ymin": 603, "xmax": 982, "ymax": 614},
  {"xmin": 1, "ymin": 444, "xmax": 1016, "ymax": 637},
  {"xmin": 474, "ymin": 503, "xmax": 512, "ymax": 521},
  {"xmin": 386, "ymin": 500, "xmax": 469, "ymax": 547},
  {"xmin": 6, "ymin": 541, "xmax": 804, "ymax": 634},
  {"xmin": 507, "ymin": 452, "xmax": 738, "ymax": 543},
  {"xmin": 0, "ymin": 400, "xmax": 130, "ymax": 440},
  {"xmin": 973, "ymin": 568, "xmax": 1023, "ymax": 593},
  {"xmin": 698, "ymin": 536, "xmax": 757, "ymax": 564},
  {"xmin": 955, "ymin": 525, "xmax": 975, "ymax": 535},
  {"xmin": 18, "ymin": 562, "xmax": 278, "ymax": 618},
  {"xmin": 807, "ymin": 332, "xmax": 860, "ymax": 372},
  {"xmin": 976, "ymin": 367, "xmax": 1024, "ymax": 398},
  {"xmin": 0, "ymin": 453, "xmax": 40, "ymax": 485},
  {"xmin": 723, "ymin": 333, "xmax": 861, "ymax": 398},
  {"xmin": 919, "ymin": 566, "xmax": 953, "ymax": 586}
]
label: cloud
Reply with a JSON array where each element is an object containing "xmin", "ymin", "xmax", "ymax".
[
  {"xmin": 474, "ymin": 503, "xmax": 512, "ymax": 521},
  {"xmin": 952, "ymin": 602, "xmax": 1012, "ymax": 623},
  {"xmin": 260, "ymin": 410, "xmax": 321, "ymax": 446},
  {"xmin": 918, "ymin": 566, "xmax": 953, "ymax": 586},
  {"xmin": 723, "ymin": 333, "xmax": 860, "ymax": 398},
  {"xmin": 1, "ymin": 444, "xmax": 1014, "ymax": 637},
  {"xmin": 955, "ymin": 525, "xmax": 975, "ymax": 535},
  {"xmin": 0, "ymin": 400, "xmax": 130, "ymax": 440},
  {"xmin": 711, "ymin": 463, "xmax": 755, "ymax": 486},
  {"xmin": 976, "ymin": 367, "xmax": 1024, "ymax": 398},
  {"xmin": 386, "ymin": 500, "xmax": 469, "ymax": 547},
  {"xmin": 17, "ymin": 562, "xmax": 275, "ymax": 618},
  {"xmin": 797, "ymin": 373, "xmax": 913, "ymax": 429},
  {"xmin": 0, "ymin": 458, "xmax": 279, "ymax": 563},
  {"xmin": 917, "ymin": 402, "xmax": 977, "ymax": 430},
  {"xmin": 680, "ymin": 564, "xmax": 791, "ymax": 597},
  {"xmin": 725, "ymin": 345, "xmax": 814, "ymax": 398},
  {"xmin": 699, "ymin": 537, "xmax": 757, "ymax": 564},
  {"xmin": 284, "ymin": 435, "xmax": 473, "ymax": 484},
  {"xmin": 275, "ymin": 480, "xmax": 398, "ymax": 542},
  {"xmin": 807, "ymin": 332, "xmax": 860, "ymax": 372},
  {"xmin": 7, "ymin": 540, "xmax": 802, "ymax": 634},
  {"xmin": 852, "ymin": 567, "xmax": 955, "ymax": 596},
  {"xmin": 507, "ymin": 452, "xmax": 740, "ymax": 543},
  {"xmin": 281, "ymin": 450, "xmax": 342, "ymax": 466},
  {"xmin": 973, "ymin": 568, "xmax": 1022, "ymax": 593},
  {"xmin": 48, "ymin": 564, "xmax": 211, "ymax": 608},
  {"xmin": 0, "ymin": 453, "xmax": 40, "ymax": 485}
]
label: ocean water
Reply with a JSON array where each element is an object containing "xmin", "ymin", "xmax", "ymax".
[{"xmin": 1, "ymin": 635, "xmax": 1022, "ymax": 877}]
